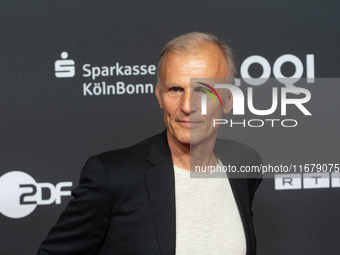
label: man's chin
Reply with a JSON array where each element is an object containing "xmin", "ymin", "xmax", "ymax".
[
  {"xmin": 176, "ymin": 134, "xmax": 191, "ymax": 146},
  {"xmin": 189, "ymin": 138, "xmax": 203, "ymax": 146},
  {"xmin": 189, "ymin": 128, "xmax": 218, "ymax": 146},
  {"xmin": 167, "ymin": 129, "xmax": 190, "ymax": 146}
]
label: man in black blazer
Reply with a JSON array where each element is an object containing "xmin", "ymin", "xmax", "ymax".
[{"xmin": 37, "ymin": 32, "xmax": 262, "ymax": 255}]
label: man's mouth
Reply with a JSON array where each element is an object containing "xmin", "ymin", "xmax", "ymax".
[{"xmin": 177, "ymin": 120, "xmax": 202, "ymax": 128}]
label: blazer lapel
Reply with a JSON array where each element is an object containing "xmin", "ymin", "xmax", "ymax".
[
  {"xmin": 214, "ymin": 140, "xmax": 254, "ymax": 255},
  {"xmin": 144, "ymin": 131, "xmax": 176, "ymax": 255},
  {"xmin": 228, "ymin": 178, "xmax": 252, "ymax": 255}
]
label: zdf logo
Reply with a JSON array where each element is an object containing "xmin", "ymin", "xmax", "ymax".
[
  {"xmin": 0, "ymin": 171, "xmax": 73, "ymax": 219},
  {"xmin": 55, "ymin": 51, "xmax": 75, "ymax": 78}
]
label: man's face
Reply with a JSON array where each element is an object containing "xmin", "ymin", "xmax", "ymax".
[{"xmin": 156, "ymin": 43, "xmax": 232, "ymax": 147}]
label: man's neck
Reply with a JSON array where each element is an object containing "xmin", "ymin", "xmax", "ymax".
[
  {"xmin": 167, "ymin": 132, "xmax": 191, "ymax": 170},
  {"xmin": 167, "ymin": 131, "xmax": 218, "ymax": 171}
]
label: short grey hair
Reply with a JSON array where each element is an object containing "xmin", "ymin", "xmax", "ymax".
[{"xmin": 157, "ymin": 32, "xmax": 236, "ymax": 86}]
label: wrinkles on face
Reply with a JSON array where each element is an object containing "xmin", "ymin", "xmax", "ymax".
[{"xmin": 156, "ymin": 43, "xmax": 230, "ymax": 149}]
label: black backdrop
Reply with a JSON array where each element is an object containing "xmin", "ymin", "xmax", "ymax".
[{"xmin": 1, "ymin": 1, "xmax": 340, "ymax": 254}]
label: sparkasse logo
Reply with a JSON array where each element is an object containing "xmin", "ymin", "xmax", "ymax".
[
  {"xmin": 53, "ymin": 51, "xmax": 157, "ymax": 97},
  {"xmin": 55, "ymin": 52, "xmax": 75, "ymax": 78}
]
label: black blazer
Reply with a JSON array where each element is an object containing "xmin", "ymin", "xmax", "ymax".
[{"xmin": 37, "ymin": 130, "xmax": 262, "ymax": 255}]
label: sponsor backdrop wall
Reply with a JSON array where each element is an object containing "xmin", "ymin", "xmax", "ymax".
[{"xmin": 1, "ymin": 1, "xmax": 339, "ymax": 254}]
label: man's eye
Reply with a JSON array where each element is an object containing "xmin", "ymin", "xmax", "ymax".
[{"xmin": 171, "ymin": 87, "xmax": 180, "ymax": 93}]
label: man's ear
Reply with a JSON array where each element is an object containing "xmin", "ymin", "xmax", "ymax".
[
  {"xmin": 155, "ymin": 83, "xmax": 163, "ymax": 109},
  {"xmin": 223, "ymin": 90, "xmax": 233, "ymax": 114}
]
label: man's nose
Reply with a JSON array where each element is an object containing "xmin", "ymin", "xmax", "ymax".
[
  {"xmin": 181, "ymin": 90, "xmax": 191, "ymax": 114},
  {"xmin": 181, "ymin": 90, "xmax": 200, "ymax": 114}
]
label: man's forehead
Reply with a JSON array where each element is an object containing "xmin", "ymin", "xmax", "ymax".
[
  {"xmin": 165, "ymin": 42, "xmax": 226, "ymax": 62},
  {"xmin": 160, "ymin": 45, "xmax": 229, "ymax": 81}
]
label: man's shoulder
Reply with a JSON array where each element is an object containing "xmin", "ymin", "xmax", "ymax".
[
  {"xmin": 215, "ymin": 138, "xmax": 263, "ymax": 183},
  {"xmin": 215, "ymin": 138, "xmax": 262, "ymax": 165},
  {"xmin": 93, "ymin": 131, "xmax": 168, "ymax": 169},
  {"xmin": 96, "ymin": 133, "xmax": 156, "ymax": 161}
]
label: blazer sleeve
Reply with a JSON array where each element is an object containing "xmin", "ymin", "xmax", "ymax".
[{"xmin": 37, "ymin": 156, "xmax": 112, "ymax": 255}]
